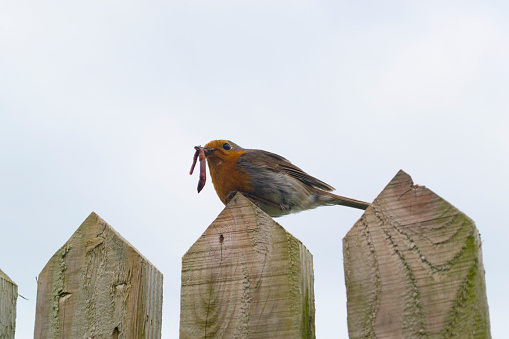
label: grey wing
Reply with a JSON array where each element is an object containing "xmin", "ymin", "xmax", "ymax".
[{"xmin": 239, "ymin": 150, "xmax": 335, "ymax": 192}]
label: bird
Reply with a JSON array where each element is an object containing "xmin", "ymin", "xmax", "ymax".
[{"xmin": 191, "ymin": 139, "xmax": 370, "ymax": 217}]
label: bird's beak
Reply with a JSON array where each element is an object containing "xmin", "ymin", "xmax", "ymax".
[
  {"xmin": 194, "ymin": 145, "xmax": 214, "ymax": 156},
  {"xmin": 203, "ymin": 147, "xmax": 214, "ymax": 156}
]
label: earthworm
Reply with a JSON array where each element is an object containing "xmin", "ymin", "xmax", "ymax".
[
  {"xmin": 190, "ymin": 146, "xmax": 206, "ymax": 193},
  {"xmin": 189, "ymin": 148, "xmax": 199, "ymax": 175}
]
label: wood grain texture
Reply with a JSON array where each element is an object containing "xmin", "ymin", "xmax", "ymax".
[
  {"xmin": 343, "ymin": 170, "xmax": 490, "ymax": 338},
  {"xmin": 180, "ymin": 193, "xmax": 315, "ymax": 339},
  {"xmin": 34, "ymin": 212, "xmax": 163, "ymax": 339},
  {"xmin": 0, "ymin": 269, "xmax": 17, "ymax": 339}
]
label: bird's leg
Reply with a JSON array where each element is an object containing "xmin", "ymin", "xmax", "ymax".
[{"xmin": 224, "ymin": 191, "xmax": 241, "ymax": 204}]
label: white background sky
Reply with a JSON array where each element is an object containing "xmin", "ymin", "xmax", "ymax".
[{"xmin": 1, "ymin": 1, "xmax": 508, "ymax": 338}]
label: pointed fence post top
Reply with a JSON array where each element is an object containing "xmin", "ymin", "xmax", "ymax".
[
  {"xmin": 34, "ymin": 212, "xmax": 163, "ymax": 339},
  {"xmin": 186, "ymin": 192, "xmax": 308, "ymax": 255},
  {"xmin": 347, "ymin": 169, "xmax": 473, "ymax": 241},
  {"xmin": 181, "ymin": 192, "xmax": 315, "ymax": 338},
  {"xmin": 365, "ymin": 169, "xmax": 464, "ymax": 218},
  {"xmin": 59, "ymin": 211, "xmax": 156, "ymax": 266},
  {"xmin": 343, "ymin": 170, "xmax": 490, "ymax": 338}
]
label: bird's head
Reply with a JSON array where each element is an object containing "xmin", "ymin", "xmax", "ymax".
[{"xmin": 197, "ymin": 140, "xmax": 244, "ymax": 165}]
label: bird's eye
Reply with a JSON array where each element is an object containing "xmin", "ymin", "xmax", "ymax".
[{"xmin": 222, "ymin": 143, "xmax": 231, "ymax": 151}]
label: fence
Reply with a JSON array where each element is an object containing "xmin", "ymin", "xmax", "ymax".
[{"xmin": 0, "ymin": 170, "xmax": 490, "ymax": 338}]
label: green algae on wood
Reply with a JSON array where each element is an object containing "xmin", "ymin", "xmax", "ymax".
[
  {"xmin": 343, "ymin": 170, "xmax": 490, "ymax": 339},
  {"xmin": 0, "ymin": 268, "xmax": 17, "ymax": 339}
]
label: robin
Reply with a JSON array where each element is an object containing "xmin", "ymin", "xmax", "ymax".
[{"xmin": 190, "ymin": 139, "xmax": 370, "ymax": 217}]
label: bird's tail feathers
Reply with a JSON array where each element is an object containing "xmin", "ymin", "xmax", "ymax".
[{"xmin": 317, "ymin": 191, "xmax": 370, "ymax": 210}]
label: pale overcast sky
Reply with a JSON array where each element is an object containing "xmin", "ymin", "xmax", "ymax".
[{"xmin": 1, "ymin": 1, "xmax": 508, "ymax": 338}]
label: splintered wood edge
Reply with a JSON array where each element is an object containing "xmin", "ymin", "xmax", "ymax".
[
  {"xmin": 38, "ymin": 212, "xmax": 162, "ymax": 276},
  {"xmin": 81, "ymin": 212, "xmax": 160, "ymax": 269}
]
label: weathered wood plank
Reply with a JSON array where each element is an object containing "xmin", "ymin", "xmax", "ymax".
[
  {"xmin": 343, "ymin": 170, "xmax": 490, "ymax": 338},
  {"xmin": 180, "ymin": 193, "xmax": 315, "ymax": 338},
  {"xmin": 34, "ymin": 212, "xmax": 163, "ymax": 339},
  {"xmin": 0, "ymin": 269, "xmax": 17, "ymax": 339}
]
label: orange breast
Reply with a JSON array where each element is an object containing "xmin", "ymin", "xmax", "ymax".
[{"xmin": 207, "ymin": 151, "xmax": 253, "ymax": 204}]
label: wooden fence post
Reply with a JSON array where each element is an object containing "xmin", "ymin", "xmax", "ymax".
[
  {"xmin": 343, "ymin": 170, "xmax": 490, "ymax": 338},
  {"xmin": 180, "ymin": 193, "xmax": 315, "ymax": 338},
  {"xmin": 0, "ymin": 269, "xmax": 17, "ymax": 339},
  {"xmin": 34, "ymin": 212, "xmax": 163, "ymax": 339}
]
